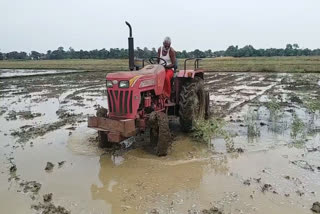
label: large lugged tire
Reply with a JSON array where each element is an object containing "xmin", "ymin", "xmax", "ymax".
[
  {"xmin": 149, "ymin": 112, "xmax": 172, "ymax": 156},
  {"xmin": 179, "ymin": 76, "xmax": 206, "ymax": 132},
  {"xmin": 205, "ymin": 91, "xmax": 211, "ymax": 120},
  {"xmin": 96, "ymin": 107, "xmax": 112, "ymax": 148}
]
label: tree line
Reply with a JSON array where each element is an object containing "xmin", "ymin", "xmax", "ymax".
[{"xmin": 1, "ymin": 44, "xmax": 320, "ymax": 60}]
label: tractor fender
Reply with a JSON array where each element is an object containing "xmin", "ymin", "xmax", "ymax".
[{"xmin": 176, "ymin": 69, "xmax": 204, "ymax": 79}]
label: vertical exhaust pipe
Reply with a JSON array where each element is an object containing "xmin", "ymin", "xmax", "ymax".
[{"xmin": 125, "ymin": 21, "xmax": 134, "ymax": 71}]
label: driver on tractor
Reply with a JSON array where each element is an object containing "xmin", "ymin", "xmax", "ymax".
[{"xmin": 158, "ymin": 36, "xmax": 176, "ymax": 99}]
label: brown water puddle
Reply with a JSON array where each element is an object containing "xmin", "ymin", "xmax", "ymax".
[{"xmin": 0, "ymin": 71, "xmax": 320, "ymax": 213}]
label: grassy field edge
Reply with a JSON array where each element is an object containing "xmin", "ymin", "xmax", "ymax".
[{"xmin": 0, "ymin": 57, "xmax": 320, "ymax": 73}]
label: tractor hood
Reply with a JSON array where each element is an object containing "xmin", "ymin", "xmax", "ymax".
[
  {"xmin": 106, "ymin": 64, "xmax": 166, "ymax": 96},
  {"xmin": 106, "ymin": 64, "xmax": 164, "ymax": 80}
]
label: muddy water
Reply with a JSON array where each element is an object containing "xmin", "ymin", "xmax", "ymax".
[
  {"xmin": 0, "ymin": 68, "xmax": 84, "ymax": 78},
  {"xmin": 1, "ymin": 70, "xmax": 320, "ymax": 213}
]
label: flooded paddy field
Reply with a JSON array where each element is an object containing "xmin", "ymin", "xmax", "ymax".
[
  {"xmin": 0, "ymin": 70, "xmax": 320, "ymax": 214},
  {"xmin": 0, "ymin": 69, "xmax": 85, "ymax": 79}
]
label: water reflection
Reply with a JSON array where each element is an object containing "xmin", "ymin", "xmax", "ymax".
[{"xmin": 90, "ymin": 143, "xmax": 229, "ymax": 213}]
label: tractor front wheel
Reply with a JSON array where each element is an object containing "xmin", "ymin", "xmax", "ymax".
[
  {"xmin": 149, "ymin": 111, "xmax": 172, "ymax": 156},
  {"xmin": 179, "ymin": 76, "xmax": 206, "ymax": 132},
  {"xmin": 96, "ymin": 107, "xmax": 112, "ymax": 148}
]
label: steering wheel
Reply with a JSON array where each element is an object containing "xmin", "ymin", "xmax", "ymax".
[{"xmin": 149, "ymin": 57, "xmax": 167, "ymax": 67}]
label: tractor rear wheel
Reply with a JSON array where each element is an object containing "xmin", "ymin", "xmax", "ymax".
[
  {"xmin": 149, "ymin": 111, "xmax": 171, "ymax": 156},
  {"xmin": 179, "ymin": 76, "xmax": 206, "ymax": 132},
  {"xmin": 96, "ymin": 107, "xmax": 112, "ymax": 148}
]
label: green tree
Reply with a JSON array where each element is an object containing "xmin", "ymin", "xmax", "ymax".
[
  {"xmin": 225, "ymin": 45, "xmax": 238, "ymax": 57},
  {"xmin": 6, "ymin": 51, "xmax": 28, "ymax": 60},
  {"xmin": 30, "ymin": 51, "xmax": 41, "ymax": 60},
  {"xmin": 204, "ymin": 49, "xmax": 213, "ymax": 58},
  {"xmin": 192, "ymin": 49, "xmax": 206, "ymax": 58},
  {"xmin": 293, "ymin": 44, "xmax": 299, "ymax": 49},
  {"xmin": 285, "ymin": 44, "xmax": 294, "ymax": 56}
]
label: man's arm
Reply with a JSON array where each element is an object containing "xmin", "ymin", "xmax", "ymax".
[
  {"xmin": 167, "ymin": 48, "xmax": 176, "ymax": 69},
  {"xmin": 157, "ymin": 47, "xmax": 161, "ymax": 63}
]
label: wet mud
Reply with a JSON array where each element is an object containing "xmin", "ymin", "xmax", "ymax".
[{"xmin": 0, "ymin": 70, "xmax": 320, "ymax": 213}]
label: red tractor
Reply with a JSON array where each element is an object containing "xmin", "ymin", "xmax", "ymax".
[{"xmin": 88, "ymin": 22, "xmax": 210, "ymax": 156}]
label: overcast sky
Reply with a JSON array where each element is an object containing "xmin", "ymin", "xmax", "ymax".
[{"xmin": 1, "ymin": 0, "xmax": 320, "ymax": 52}]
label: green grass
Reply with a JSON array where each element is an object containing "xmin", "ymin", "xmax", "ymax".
[
  {"xmin": 191, "ymin": 118, "xmax": 234, "ymax": 152},
  {"xmin": 201, "ymin": 56, "xmax": 320, "ymax": 72},
  {"xmin": 265, "ymin": 97, "xmax": 282, "ymax": 121},
  {"xmin": 244, "ymin": 109, "xmax": 261, "ymax": 138},
  {"xmin": 290, "ymin": 113, "xmax": 306, "ymax": 148},
  {"xmin": 1, "ymin": 56, "xmax": 320, "ymax": 72},
  {"xmin": 291, "ymin": 113, "xmax": 305, "ymax": 139},
  {"xmin": 0, "ymin": 59, "xmax": 129, "ymax": 71},
  {"xmin": 304, "ymin": 98, "xmax": 320, "ymax": 113}
]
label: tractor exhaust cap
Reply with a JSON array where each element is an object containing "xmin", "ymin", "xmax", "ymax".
[{"xmin": 125, "ymin": 21, "xmax": 135, "ymax": 71}]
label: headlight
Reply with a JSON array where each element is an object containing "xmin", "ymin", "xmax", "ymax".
[
  {"xmin": 106, "ymin": 80, "xmax": 113, "ymax": 88},
  {"xmin": 139, "ymin": 79, "xmax": 155, "ymax": 88},
  {"xmin": 119, "ymin": 81, "xmax": 129, "ymax": 88}
]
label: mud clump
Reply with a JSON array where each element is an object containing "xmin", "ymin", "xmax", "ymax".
[
  {"xmin": 71, "ymin": 95, "xmax": 83, "ymax": 101},
  {"xmin": 202, "ymin": 206, "xmax": 223, "ymax": 214},
  {"xmin": 31, "ymin": 202, "xmax": 70, "ymax": 214},
  {"xmin": 235, "ymin": 147, "xmax": 244, "ymax": 153},
  {"xmin": 9, "ymin": 164, "xmax": 19, "ymax": 181},
  {"xmin": 11, "ymin": 115, "xmax": 82, "ymax": 143},
  {"xmin": 307, "ymin": 146, "xmax": 320, "ymax": 152},
  {"xmin": 243, "ymin": 177, "xmax": 261, "ymax": 186},
  {"xmin": 0, "ymin": 108, "xmax": 7, "ymax": 116},
  {"xmin": 243, "ymin": 179, "xmax": 251, "ymax": 186},
  {"xmin": 56, "ymin": 109, "xmax": 77, "ymax": 119},
  {"xmin": 296, "ymin": 190, "xmax": 305, "ymax": 197},
  {"xmin": 291, "ymin": 160, "xmax": 315, "ymax": 171},
  {"xmin": 261, "ymin": 184, "xmax": 272, "ymax": 193},
  {"xmin": 45, "ymin": 162, "xmax": 54, "ymax": 171},
  {"xmin": 253, "ymin": 177, "xmax": 261, "ymax": 183},
  {"xmin": 5, "ymin": 110, "xmax": 41, "ymax": 120},
  {"xmin": 311, "ymin": 202, "xmax": 320, "ymax": 213},
  {"xmin": 228, "ymin": 147, "xmax": 244, "ymax": 153},
  {"xmin": 259, "ymin": 122, "xmax": 267, "ymax": 126},
  {"xmin": 150, "ymin": 209, "xmax": 159, "ymax": 214},
  {"xmin": 43, "ymin": 193, "xmax": 53, "ymax": 202},
  {"xmin": 18, "ymin": 111, "xmax": 42, "ymax": 120},
  {"xmin": 58, "ymin": 161, "xmax": 66, "ymax": 168},
  {"xmin": 96, "ymin": 107, "xmax": 108, "ymax": 117},
  {"xmin": 9, "ymin": 165, "xmax": 17, "ymax": 173},
  {"xmin": 5, "ymin": 110, "xmax": 17, "ymax": 120},
  {"xmin": 32, "ymin": 193, "xmax": 70, "ymax": 213},
  {"xmin": 290, "ymin": 94, "xmax": 303, "ymax": 104},
  {"xmin": 20, "ymin": 181, "xmax": 41, "ymax": 193}
]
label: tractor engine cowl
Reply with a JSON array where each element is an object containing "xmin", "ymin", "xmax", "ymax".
[{"xmin": 105, "ymin": 64, "xmax": 166, "ymax": 119}]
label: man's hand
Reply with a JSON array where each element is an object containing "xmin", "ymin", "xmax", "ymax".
[{"xmin": 165, "ymin": 64, "xmax": 173, "ymax": 69}]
